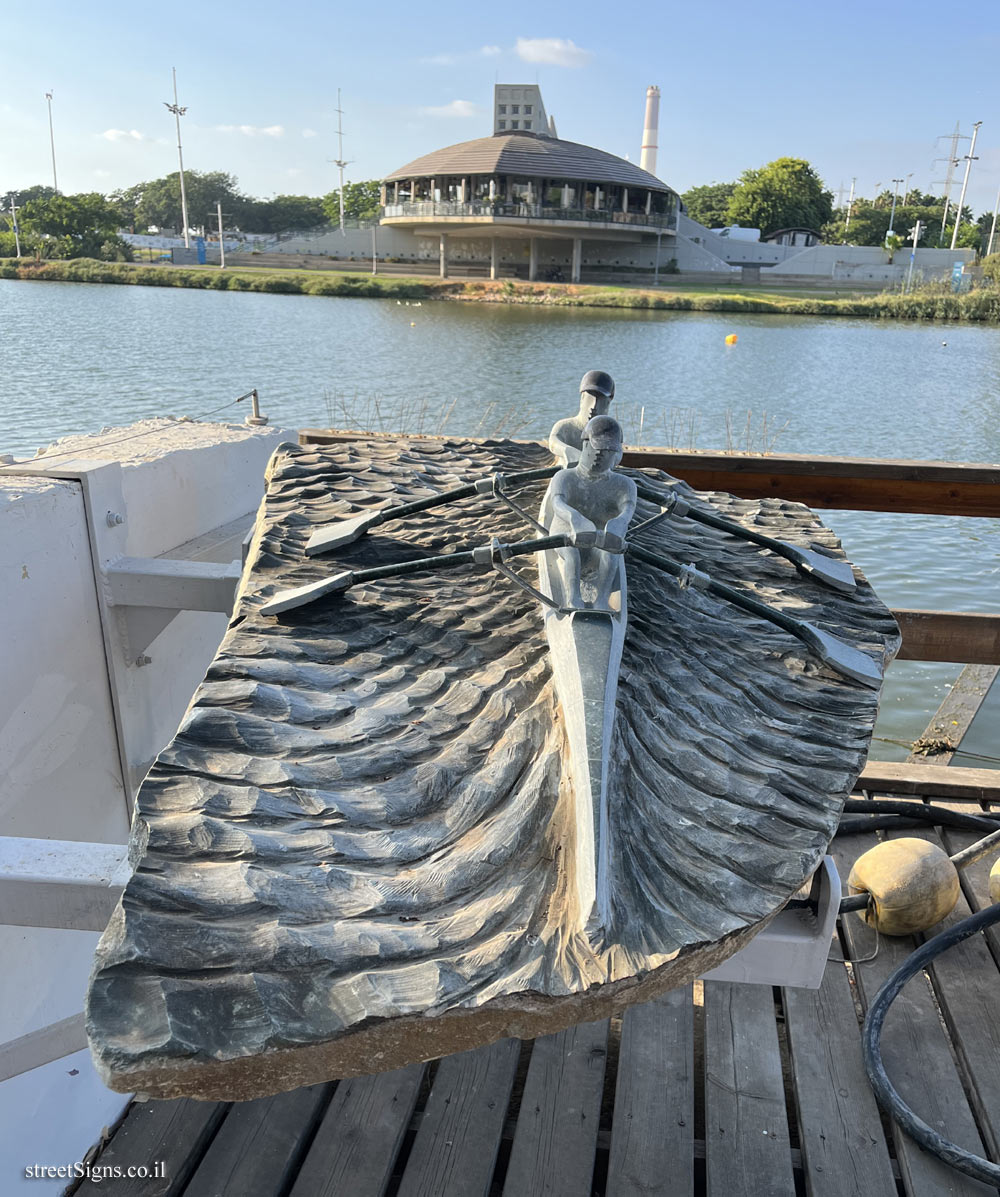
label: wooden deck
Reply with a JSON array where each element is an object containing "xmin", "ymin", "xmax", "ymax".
[
  {"xmin": 75, "ymin": 699, "xmax": 1000, "ymax": 1196},
  {"xmin": 71, "ymin": 444, "xmax": 1000, "ymax": 1195}
]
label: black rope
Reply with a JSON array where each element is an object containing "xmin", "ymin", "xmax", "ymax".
[{"xmin": 863, "ymin": 903, "xmax": 1000, "ymax": 1186}]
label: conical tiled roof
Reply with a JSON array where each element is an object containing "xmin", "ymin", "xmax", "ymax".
[{"xmin": 384, "ymin": 132, "xmax": 671, "ymax": 191}]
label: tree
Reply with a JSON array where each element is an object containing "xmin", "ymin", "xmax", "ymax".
[
  {"xmin": 323, "ymin": 180, "xmax": 381, "ymax": 223},
  {"xmin": 18, "ymin": 192, "xmax": 132, "ymax": 259},
  {"xmin": 135, "ymin": 171, "xmax": 248, "ymax": 234},
  {"xmin": 725, "ymin": 158, "xmax": 833, "ymax": 238},
  {"xmin": 242, "ymin": 194, "xmax": 327, "ymax": 233},
  {"xmin": 680, "ymin": 182, "xmax": 736, "ymax": 228}
]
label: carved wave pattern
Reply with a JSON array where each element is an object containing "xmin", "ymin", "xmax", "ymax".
[{"xmin": 88, "ymin": 437, "xmax": 900, "ymax": 1091}]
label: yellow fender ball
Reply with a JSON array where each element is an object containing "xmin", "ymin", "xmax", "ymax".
[
  {"xmin": 725, "ymin": 333, "xmax": 738, "ymax": 345},
  {"xmin": 989, "ymin": 857, "xmax": 1000, "ymax": 904},
  {"xmin": 846, "ymin": 838, "xmax": 959, "ymax": 935}
]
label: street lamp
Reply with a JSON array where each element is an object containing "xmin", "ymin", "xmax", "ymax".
[
  {"xmin": 902, "ymin": 173, "xmax": 913, "ymax": 205},
  {"xmin": 163, "ymin": 68, "xmax": 191, "ymax": 249},
  {"xmin": 44, "ymin": 91, "xmax": 58, "ymax": 194},
  {"xmin": 888, "ymin": 179, "xmax": 904, "ymax": 235}
]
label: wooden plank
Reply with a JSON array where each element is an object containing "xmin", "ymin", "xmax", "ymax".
[
  {"xmin": 289, "ymin": 1064, "xmax": 424, "ymax": 1197},
  {"xmin": 856, "ymin": 761, "xmax": 1000, "ymax": 803},
  {"xmin": 784, "ymin": 966, "xmax": 897, "ymax": 1197},
  {"xmin": 396, "ymin": 1039, "xmax": 519, "ymax": 1197},
  {"xmin": 606, "ymin": 986, "xmax": 694, "ymax": 1197},
  {"xmin": 831, "ymin": 835, "xmax": 995, "ymax": 1196},
  {"xmin": 892, "ymin": 611, "xmax": 1000, "ymax": 665},
  {"xmin": 502, "ymin": 1019, "xmax": 609, "ymax": 1197},
  {"xmin": 907, "ymin": 664, "xmax": 1000, "ymax": 765},
  {"xmin": 704, "ymin": 982, "xmax": 795, "ymax": 1197},
  {"xmin": 184, "ymin": 1083, "xmax": 330, "ymax": 1196},
  {"xmin": 75, "ymin": 1099, "xmax": 228, "ymax": 1196},
  {"xmin": 619, "ymin": 449, "xmax": 1000, "ymax": 517},
  {"xmin": 891, "ymin": 825, "xmax": 1000, "ymax": 1166}
]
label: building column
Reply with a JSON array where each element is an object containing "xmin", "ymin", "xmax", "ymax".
[
  {"xmin": 393, "ymin": 181, "xmax": 399, "ymax": 203},
  {"xmin": 571, "ymin": 238, "xmax": 582, "ymax": 283},
  {"xmin": 489, "ymin": 177, "xmax": 496, "ymax": 201},
  {"xmin": 594, "ymin": 186, "xmax": 602, "ymax": 212},
  {"xmin": 409, "ymin": 179, "xmax": 415, "ymax": 202},
  {"xmin": 459, "ymin": 177, "xmax": 466, "ymax": 203},
  {"xmin": 528, "ymin": 238, "xmax": 538, "ymax": 281},
  {"xmin": 490, "ymin": 239, "xmax": 498, "ymax": 280},
  {"xmin": 646, "ymin": 190, "xmax": 652, "ymax": 216},
  {"xmin": 622, "ymin": 188, "xmax": 629, "ymax": 213},
  {"xmin": 439, "ymin": 233, "xmax": 448, "ymax": 279}
]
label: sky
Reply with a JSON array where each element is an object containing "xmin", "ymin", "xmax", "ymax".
[{"xmin": 3, "ymin": 0, "xmax": 999, "ymax": 218}]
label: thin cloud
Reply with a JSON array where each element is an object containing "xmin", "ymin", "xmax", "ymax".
[
  {"xmin": 214, "ymin": 124, "xmax": 285, "ymax": 137},
  {"xmin": 420, "ymin": 100, "xmax": 482, "ymax": 118},
  {"xmin": 516, "ymin": 37, "xmax": 592, "ymax": 67},
  {"xmin": 302, "ymin": 128, "xmax": 317, "ymax": 138},
  {"xmin": 101, "ymin": 128, "xmax": 145, "ymax": 142},
  {"xmin": 422, "ymin": 44, "xmax": 504, "ymax": 65}
]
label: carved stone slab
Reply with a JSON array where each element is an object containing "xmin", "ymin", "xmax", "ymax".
[{"xmin": 87, "ymin": 437, "xmax": 900, "ymax": 1100}]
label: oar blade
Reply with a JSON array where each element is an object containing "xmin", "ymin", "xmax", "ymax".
[
  {"xmin": 804, "ymin": 625, "xmax": 883, "ymax": 690},
  {"xmin": 306, "ymin": 513, "xmax": 377, "ymax": 556},
  {"xmin": 260, "ymin": 571, "xmax": 353, "ymax": 616},
  {"xmin": 793, "ymin": 547, "xmax": 857, "ymax": 594}
]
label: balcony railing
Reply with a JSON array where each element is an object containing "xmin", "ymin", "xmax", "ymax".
[{"xmin": 381, "ymin": 200, "xmax": 677, "ymax": 230}]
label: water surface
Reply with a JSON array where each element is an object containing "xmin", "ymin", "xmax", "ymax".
[{"xmin": 3, "ymin": 278, "xmax": 998, "ymax": 759}]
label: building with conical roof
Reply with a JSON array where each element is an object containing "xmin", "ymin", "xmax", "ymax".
[{"xmin": 380, "ymin": 85, "xmax": 679, "ymax": 282}]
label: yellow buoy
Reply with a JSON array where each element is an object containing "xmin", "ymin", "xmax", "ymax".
[
  {"xmin": 410, "ymin": 321, "xmax": 416, "ymax": 327},
  {"xmin": 725, "ymin": 333, "xmax": 738, "ymax": 345},
  {"xmin": 847, "ymin": 838, "xmax": 959, "ymax": 935},
  {"xmin": 989, "ymin": 857, "xmax": 1000, "ymax": 904}
]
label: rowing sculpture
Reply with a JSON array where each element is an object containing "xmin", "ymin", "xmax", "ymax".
[{"xmin": 87, "ymin": 372, "xmax": 900, "ymax": 1101}]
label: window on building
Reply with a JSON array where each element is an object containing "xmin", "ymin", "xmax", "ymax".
[
  {"xmin": 511, "ymin": 105, "xmax": 520, "ymax": 114},
  {"xmin": 498, "ymin": 105, "xmax": 506, "ymax": 114},
  {"xmin": 498, "ymin": 120, "xmax": 506, "ymax": 129},
  {"xmin": 511, "ymin": 120, "xmax": 519, "ymax": 129},
  {"xmin": 524, "ymin": 105, "xmax": 532, "ymax": 115},
  {"xmin": 524, "ymin": 121, "xmax": 532, "ymax": 130}
]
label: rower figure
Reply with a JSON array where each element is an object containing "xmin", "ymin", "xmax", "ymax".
[
  {"xmin": 543, "ymin": 415, "xmax": 637, "ymax": 611},
  {"xmin": 549, "ymin": 371, "xmax": 615, "ymax": 465}
]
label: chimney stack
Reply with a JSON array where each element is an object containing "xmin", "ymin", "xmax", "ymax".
[{"xmin": 640, "ymin": 85, "xmax": 660, "ymax": 176}]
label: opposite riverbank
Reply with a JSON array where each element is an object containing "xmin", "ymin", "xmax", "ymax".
[{"xmin": 4, "ymin": 257, "xmax": 1000, "ymax": 323}]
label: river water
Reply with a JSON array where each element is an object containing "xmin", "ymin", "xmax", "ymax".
[{"xmin": 2, "ymin": 278, "xmax": 999, "ymax": 759}]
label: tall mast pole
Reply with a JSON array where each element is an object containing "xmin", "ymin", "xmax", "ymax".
[
  {"xmin": 950, "ymin": 121, "xmax": 982, "ymax": 251},
  {"xmin": 45, "ymin": 91, "xmax": 58, "ymax": 194},
  {"xmin": 164, "ymin": 68, "xmax": 191, "ymax": 249},
  {"xmin": 9, "ymin": 196, "xmax": 21, "ymax": 257},
  {"xmin": 844, "ymin": 177, "xmax": 856, "ymax": 235},
  {"xmin": 333, "ymin": 89, "xmax": 348, "ymax": 236}
]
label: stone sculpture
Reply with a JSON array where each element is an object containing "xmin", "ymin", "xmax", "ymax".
[
  {"xmin": 87, "ymin": 389, "xmax": 900, "ymax": 1102},
  {"xmin": 548, "ymin": 369, "xmax": 615, "ymax": 464}
]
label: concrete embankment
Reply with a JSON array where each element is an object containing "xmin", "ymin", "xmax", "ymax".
[{"xmin": 3, "ymin": 258, "xmax": 1000, "ymax": 323}]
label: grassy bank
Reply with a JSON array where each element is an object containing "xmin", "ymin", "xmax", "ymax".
[{"xmin": 4, "ymin": 257, "xmax": 1000, "ymax": 323}]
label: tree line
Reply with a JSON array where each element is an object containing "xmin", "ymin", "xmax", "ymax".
[
  {"xmin": 681, "ymin": 158, "xmax": 993, "ymax": 251},
  {"xmin": 0, "ymin": 172, "xmax": 381, "ymax": 260}
]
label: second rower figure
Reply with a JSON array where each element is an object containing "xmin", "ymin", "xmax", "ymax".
[{"xmin": 549, "ymin": 371, "xmax": 616, "ymax": 465}]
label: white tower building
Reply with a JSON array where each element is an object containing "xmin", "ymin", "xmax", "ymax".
[{"xmin": 640, "ymin": 85, "xmax": 660, "ymax": 177}]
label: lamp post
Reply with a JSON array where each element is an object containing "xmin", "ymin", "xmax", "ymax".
[
  {"xmin": 44, "ymin": 91, "xmax": 58, "ymax": 194},
  {"xmin": 216, "ymin": 202, "xmax": 225, "ymax": 269},
  {"xmin": 9, "ymin": 196, "xmax": 21, "ymax": 257},
  {"xmin": 902, "ymin": 173, "xmax": 913, "ymax": 205},
  {"xmin": 163, "ymin": 68, "xmax": 191, "ymax": 249},
  {"xmin": 888, "ymin": 179, "xmax": 904, "ymax": 235},
  {"xmin": 844, "ymin": 177, "xmax": 856, "ymax": 236},
  {"xmin": 951, "ymin": 121, "xmax": 982, "ymax": 251}
]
